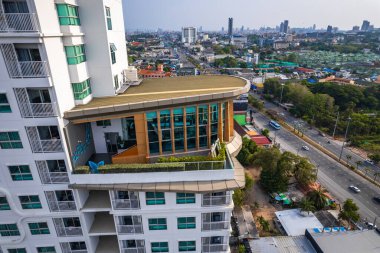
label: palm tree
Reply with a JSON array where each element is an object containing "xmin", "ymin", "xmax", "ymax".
[
  {"xmin": 374, "ymin": 172, "xmax": 380, "ymax": 182},
  {"xmin": 307, "ymin": 186, "xmax": 328, "ymax": 210},
  {"xmin": 346, "ymin": 155, "xmax": 352, "ymax": 164},
  {"xmin": 355, "ymin": 160, "xmax": 362, "ymax": 170},
  {"xmin": 364, "ymin": 168, "xmax": 371, "ymax": 177},
  {"xmin": 299, "ymin": 197, "xmax": 315, "ymax": 215}
]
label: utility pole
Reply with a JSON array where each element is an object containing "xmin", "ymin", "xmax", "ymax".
[
  {"xmin": 339, "ymin": 117, "xmax": 351, "ymax": 161},
  {"xmin": 279, "ymin": 83, "xmax": 285, "ymax": 105},
  {"xmin": 332, "ymin": 111, "xmax": 339, "ymax": 139}
]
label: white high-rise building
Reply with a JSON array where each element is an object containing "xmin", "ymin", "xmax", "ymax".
[
  {"xmin": 181, "ymin": 27, "xmax": 197, "ymax": 44},
  {"xmin": 0, "ymin": 1, "xmax": 247, "ymax": 253}
]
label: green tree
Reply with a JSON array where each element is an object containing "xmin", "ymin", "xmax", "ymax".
[
  {"xmin": 294, "ymin": 157, "xmax": 317, "ymax": 186},
  {"xmin": 369, "ymin": 153, "xmax": 380, "ymax": 164},
  {"xmin": 257, "ymin": 216, "xmax": 270, "ymax": 232},
  {"xmin": 338, "ymin": 199, "xmax": 360, "ymax": 226},
  {"xmin": 238, "ymin": 245, "xmax": 245, "ymax": 253},
  {"xmin": 232, "ymin": 189, "xmax": 244, "ymax": 207},
  {"xmin": 307, "ymin": 186, "xmax": 328, "ymax": 210},
  {"xmin": 245, "ymin": 173, "xmax": 254, "ymax": 190},
  {"xmin": 261, "ymin": 128, "xmax": 270, "ymax": 138},
  {"xmin": 299, "ymin": 197, "xmax": 316, "ymax": 215}
]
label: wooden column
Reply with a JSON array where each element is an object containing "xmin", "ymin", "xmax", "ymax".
[
  {"xmin": 134, "ymin": 113, "xmax": 149, "ymax": 158},
  {"xmin": 228, "ymin": 100, "xmax": 234, "ymax": 140},
  {"xmin": 224, "ymin": 101, "xmax": 231, "ymax": 142}
]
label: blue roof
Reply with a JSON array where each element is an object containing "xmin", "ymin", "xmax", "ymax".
[{"xmin": 323, "ymin": 68, "xmax": 336, "ymax": 73}]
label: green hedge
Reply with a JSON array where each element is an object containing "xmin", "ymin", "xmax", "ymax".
[{"xmin": 73, "ymin": 163, "xmax": 185, "ymax": 174}]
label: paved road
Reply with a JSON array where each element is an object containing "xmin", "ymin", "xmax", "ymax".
[
  {"xmin": 250, "ymin": 92, "xmax": 380, "ymax": 179},
  {"xmin": 250, "ymin": 108, "xmax": 380, "ymax": 225}
]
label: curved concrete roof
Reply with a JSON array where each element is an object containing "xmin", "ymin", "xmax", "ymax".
[{"xmin": 64, "ymin": 75, "xmax": 249, "ymax": 121}]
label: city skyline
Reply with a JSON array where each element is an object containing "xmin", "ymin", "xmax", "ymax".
[{"xmin": 123, "ymin": 0, "xmax": 380, "ymax": 31}]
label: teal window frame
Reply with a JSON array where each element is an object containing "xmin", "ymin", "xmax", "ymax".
[
  {"xmin": 210, "ymin": 104, "xmax": 219, "ymax": 144},
  {"xmin": 7, "ymin": 249, "xmax": 26, "ymax": 253},
  {"xmin": 110, "ymin": 43, "xmax": 117, "ymax": 64},
  {"xmin": 65, "ymin": 45, "xmax": 86, "ymax": 65},
  {"xmin": 198, "ymin": 105, "xmax": 208, "ymax": 148},
  {"xmin": 72, "ymin": 79, "xmax": 91, "ymax": 100},
  {"xmin": 177, "ymin": 217, "xmax": 196, "ymax": 229},
  {"xmin": 146, "ymin": 111, "xmax": 159, "ymax": 154},
  {"xmin": 56, "ymin": 4, "xmax": 80, "ymax": 26},
  {"xmin": 0, "ymin": 93, "xmax": 11, "ymax": 113},
  {"xmin": 186, "ymin": 106, "xmax": 196, "ymax": 149},
  {"xmin": 146, "ymin": 192, "xmax": 165, "ymax": 205},
  {"xmin": 37, "ymin": 247, "xmax": 56, "ymax": 253},
  {"xmin": 0, "ymin": 197, "xmax": 10, "ymax": 210},
  {"xmin": 173, "ymin": 108, "xmax": 184, "ymax": 151},
  {"xmin": 148, "ymin": 218, "xmax": 167, "ymax": 230},
  {"xmin": 176, "ymin": 193, "xmax": 195, "ymax": 204},
  {"xmin": 179, "ymin": 241, "xmax": 196, "ymax": 252},
  {"xmin": 0, "ymin": 131, "xmax": 23, "ymax": 149},
  {"xmin": 151, "ymin": 242, "xmax": 168, "ymax": 253},
  {"xmin": 160, "ymin": 110, "xmax": 172, "ymax": 153},
  {"xmin": 0, "ymin": 223, "xmax": 20, "ymax": 236},
  {"xmin": 19, "ymin": 195, "xmax": 42, "ymax": 209},
  {"xmin": 8, "ymin": 165, "xmax": 33, "ymax": 181},
  {"xmin": 28, "ymin": 222, "xmax": 50, "ymax": 235},
  {"xmin": 105, "ymin": 7, "xmax": 112, "ymax": 30},
  {"xmin": 96, "ymin": 120, "xmax": 111, "ymax": 127}
]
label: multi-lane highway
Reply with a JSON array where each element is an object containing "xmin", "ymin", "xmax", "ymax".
[{"xmin": 250, "ymin": 106, "xmax": 380, "ymax": 224}]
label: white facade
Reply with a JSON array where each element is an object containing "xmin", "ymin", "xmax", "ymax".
[
  {"xmin": 181, "ymin": 27, "xmax": 197, "ymax": 44},
  {"xmin": 0, "ymin": 1, "xmax": 234, "ymax": 253}
]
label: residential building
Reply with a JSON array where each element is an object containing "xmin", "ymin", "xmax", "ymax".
[
  {"xmin": 361, "ymin": 20, "xmax": 370, "ymax": 31},
  {"xmin": 283, "ymin": 20, "xmax": 289, "ymax": 34},
  {"xmin": 181, "ymin": 27, "xmax": 197, "ymax": 44},
  {"xmin": 0, "ymin": 2, "xmax": 248, "ymax": 253},
  {"xmin": 228, "ymin": 18, "xmax": 233, "ymax": 38}
]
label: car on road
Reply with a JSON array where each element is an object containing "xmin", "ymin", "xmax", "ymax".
[
  {"xmin": 302, "ymin": 145, "xmax": 310, "ymax": 151},
  {"xmin": 349, "ymin": 185, "xmax": 361, "ymax": 193},
  {"xmin": 373, "ymin": 196, "xmax": 380, "ymax": 204},
  {"xmin": 365, "ymin": 222, "xmax": 377, "ymax": 229},
  {"xmin": 365, "ymin": 159, "xmax": 374, "ymax": 165}
]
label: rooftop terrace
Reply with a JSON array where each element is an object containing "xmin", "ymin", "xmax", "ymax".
[{"xmin": 64, "ymin": 75, "xmax": 249, "ymax": 121}]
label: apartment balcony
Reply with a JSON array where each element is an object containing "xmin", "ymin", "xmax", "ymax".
[
  {"xmin": 111, "ymin": 191, "xmax": 140, "ymax": 210},
  {"xmin": 89, "ymin": 212, "xmax": 116, "ymax": 235},
  {"xmin": 35, "ymin": 160, "xmax": 69, "ymax": 184},
  {"xmin": 0, "ymin": 13, "xmax": 39, "ymax": 33},
  {"xmin": 202, "ymin": 192, "xmax": 231, "ymax": 207},
  {"xmin": 202, "ymin": 221, "xmax": 230, "ymax": 231},
  {"xmin": 45, "ymin": 191, "xmax": 77, "ymax": 212},
  {"xmin": 202, "ymin": 244, "xmax": 228, "ymax": 253},
  {"xmin": 29, "ymin": 139, "xmax": 63, "ymax": 152},
  {"xmin": 116, "ymin": 216, "xmax": 143, "ymax": 234},
  {"xmin": 22, "ymin": 102, "xmax": 56, "ymax": 117},
  {"xmin": 53, "ymin": 218, "xmax": 83, "ymax": 237},
  {"xmin": 120, "ymin": 240, "xmax": 145, "ymax": 253},
  {"xmin": 60, "ymin": 242, "xmax": 87, "ymax": 253},
  {"xmin": 10, "ymin": 60, "xmax": 49, "ymax": 78},
  {"xmin": 82, "ymin": 191, "xmax": 111, "ymax": 212}
]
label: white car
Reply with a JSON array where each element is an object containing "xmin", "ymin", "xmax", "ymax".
[
  {"xmin": 302, "ymin": 145, "xmax": 310, "ymax": 151},
  {"xmin": 365, "ymin": 159, "xmax": 374, "ymax": 165},
  {"xmin": 349, "ymin": 185, "xmax": 361, "ymax": 193}
]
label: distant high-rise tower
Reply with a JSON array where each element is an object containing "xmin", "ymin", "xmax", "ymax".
[
  {"xmin": 327, "ymin": 25, "xmax": 333, "ymax": 33},
  {"xmin": 181, "ymin": 27, "xmax": 197, "ymax": 44},
  {"xmin": 228, "ymin": 17, "xmax": 233, "ymax": 37},
  {"xmin": 283, "ymin": 20, "xmax": 289, "ymax": 34},
  {"xmin": 313, "ymin": 24, "xmax": 316, "ymax": 30},
  {"xmin": 280, "ymin": 22, "xmax": 284, "ymax": 33},
  {"xmin": 361, "ymin": 20, "xmax": 370, "ymax": 31},
  {"xmin": 222, "ymin": 27, "xmax": 225, "ymax": 32}
]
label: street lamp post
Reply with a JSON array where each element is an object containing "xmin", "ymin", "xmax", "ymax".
[
  {"xmin": 332, "ymin": 111, "xmax": 339, "ymax": 139},
  {"xmin": 279, "ymin": 84, "xmax": 285, "ymax": 105},
  {"xmin": 339, "ymin": 117, "xmax": 352, "ymax": 161}
]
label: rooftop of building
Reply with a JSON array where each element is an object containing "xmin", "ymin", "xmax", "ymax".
[
  {"xmin": 249, "ymin": 235, "xmax": 316, "ymax": 253},
  {"xmin": 307, "ymin": 229, "xmax": 380, "ymax": 253},
  {"xmin": 275, "ymin": 209, "xmax": 323, "ymax": 236},
  {"xmin": 64, "ymin": 75, "xmax": 248, "ymax": 122}
]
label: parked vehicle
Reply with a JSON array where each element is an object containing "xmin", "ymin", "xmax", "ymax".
[
  {"xmin": 373, "ymin": 196, "xmax": 380, "ymax": 204},
  {"xmin": 365, "ymin": 159, "xmax": 374, "ymax": 165},
  {"xmin": 349, "ymin": 185, "xmax": 361, "ymax": 193},
  {"xmin": 302, "ymin": 145, "xmax": 310, "ymax": 151}
]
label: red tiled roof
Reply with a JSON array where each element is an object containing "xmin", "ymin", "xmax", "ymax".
[
  {"xmin": 251, "ymin": 136, "xmax": 271, "ymax": 145},
  {"xmin": 296, "ymin": 67, "xmax": 314, "ymax": 73}
]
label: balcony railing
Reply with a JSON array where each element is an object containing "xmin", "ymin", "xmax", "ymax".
[
  {"xmin": 29, "ymin": 103, "xmax": 56, "ymax": 117},
  {"xmin": 202, "ymin": 221, "xmax": 229, "ymax": 231},
  {"xmin": 112, "ymin": 199, "xmax": 140, "ymax": 210},
  {"xmin": 0, "ymin": 13, "xmax": 39, "ymax": 32},
  {"xmin": 202, "ymin": 193, "xmax": 231, "ymax": 206},
  {"xmin": 18, "ymin": 61, "xmax": 49, "ymax": 78},
  {"xmin": 29, "ymin": 139, "xmax": 63, "ymax": 153},
  {"xmin": 202, "ymin": 244, "xmax": 228, "ymax": 253},
  {"xmin": 60, "ymin": 242, "xmax": 87, "ymax": 253},
  {"xmin": 40, "ymin": 171, "xmax": 69, "ymax": 184},
  {"xmin": 55, "ymin": 226, "xmax": 82, "ymax": 237},
  {"xmin": 117, "ymin": 225, "xmax": 143, "ymax": 234},
  {"xmin": 48, "ymin": 201, "xmax": 77, "ymax": 212}
]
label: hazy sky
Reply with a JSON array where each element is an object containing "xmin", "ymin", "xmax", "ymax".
[{"xmin": 123, "ymin": 0, "xmax": 380, "ymax": 31}]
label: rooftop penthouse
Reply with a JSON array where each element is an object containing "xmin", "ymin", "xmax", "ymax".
[{"xmin": 63, "ymin": 75, "xmax": 249, "ymax": 191}]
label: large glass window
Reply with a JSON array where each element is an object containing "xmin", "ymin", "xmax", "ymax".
[
  {"xmin": 0, "ymin": 131, "xmax": 23, "ymax": 149},
  {"xmin": 0, "ymin": 93, "xmax": 11, "ymax": 113},
  {"xmin": 146, "ymin": 192, "xmax": 165, "ymax": 205},
  {"xmin": 148, "ymin": 218, "xmax": 167, "ymax": 230},
  {"xmin": 19, "ymin": 195, "xmax": 42, "ymax": 209},
  {"xmin": 177, "ymin": 217, "xmax": 196, "ymax": 229},
  {"xmin": 0, "ymin": 197, "xmax": 11, "ymax": 210},
  {"xmin": 146, "ymin": 112, "xmax": 159, "ymax": 154},
  {"xmin": 210, "ymin": 104, "xmax": 219, "ymax": 144},
  {"xmin": 96, "ymin": 120, "xmax": 111, "ymax": 127},
  {"xmin": 151, "ymin": 242, "xmax": 168, "ymax": 253},
  {"xmin": 69, "ymin": 242, "xmax": 86, "ymax": 251},
  {"xmin": 176, "ymin": 193, "xmax": 195, "ymax": 204},
  {"xmin": 46, "ymin": 160, "xmax": 66, "ymax": 172},
  {"xmin": 160, "ymin": 110, "xmax": 172, "ymax": 153},
  {"xmin": 198, "ymin": 105, "xmax": 208, "ymax": 148},
  {"xmin": 186, "ymin": 106, "xmax": 196, "ymax": 150},
  {"xmin": 7, "ymin": 249, "xmax": 26, "ymax": 253},
  {"xmin": 179, "ymin": 241, "xmax": 196, "ymax": 252},
  {"xmin": 27, "ymin": 89, "xmax": 51, "ymax": 104},
  {"xmin": 8, "ymin": 165, "xmax": 33, "ymax": 181},
  {"xmin": 28, "ymin": 222, "xmax": 50, "ymax": 235},
  {"xmin": 0, "ymin": 223, "xmax": 20, "ymax": 236},
  {"xmin": 72, "ymin": 79, "xmax": 91, "ymax": 100},
  {"xmin": 56, "ymin": 4, "xmax": 80, "ymax": 26},
  {"xmin": 173, "ymin": 108, "xmax": 184, "ymax": 152},
  {"xmin": 65, "ymin": 45, "xmax": 86, "ymax": 65},
  {"xmin": 37, "ymin": 247, "xmax": 56, "ymax": 253},
  {"xmin": 37, "ymin": 126, "xmax": 60, "ymax": 140},
  {"xmin": 105, "ymin": 7, "xmax": 112, "ymax": 30}
]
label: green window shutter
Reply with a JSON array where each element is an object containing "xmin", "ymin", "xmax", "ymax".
[
  {"xmin": 56, "ymin": 4, "xmax": 80, "ymax": 26},
  {"xmin": 65, "ymin": 45, "xmax": 86, "ymax": 65},
  {"xmin": 9, "ymin": 165, "xmax": 33, "ymax": 181},
  {"xmin": 179, "ymin": 241, "xmax": 196, "ymax": 252},
  {"xmin": 0, "ymin": 197, "xmax": 11, "ymax": 210},
  {"xmin": 148, "ymin": 218, "xmax": 167, "ymax": 230},
  {"xmin": 106, "ymin": 7, "xmax": 112, "ymax": 30},
  {"xmin": 72, "ymin": 79, "xmax": 91, "ymax": 100},
  {"xmin": 0, "ymin": 132, "xmax": 23, "ymax": 149},
  {"xmin": 177, "ymin": 217, "xmax": 196, "ymax": 229},
  {"xmin": 37, "ymin": 247, "xmax": 56, "ymax": 253},
  {"xmin": 0, "ymin": 93, "xmax": 11, "ymax": 113}
]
